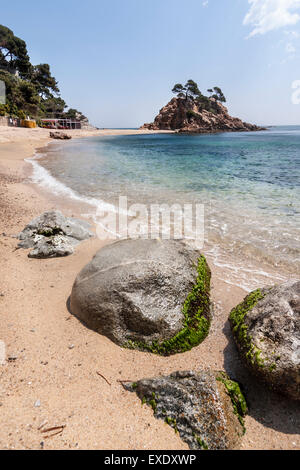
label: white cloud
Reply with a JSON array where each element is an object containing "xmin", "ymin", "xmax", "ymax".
[
  {"xmin": 202, "ymin": 1, "xmax": 209, "ymax": 6},
  {"xmin": 244, "ymin": 0, "xmax": 300, "ymax": 37}
]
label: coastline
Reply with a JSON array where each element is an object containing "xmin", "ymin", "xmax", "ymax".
[{"xmin": 0, "ymin": 128, "xmax": 299, "ymax": 450}]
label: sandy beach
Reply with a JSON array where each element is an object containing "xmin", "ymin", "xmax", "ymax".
[{"xmin": 0, "ymin": 127, "xmax": 299, "ymax": 450}]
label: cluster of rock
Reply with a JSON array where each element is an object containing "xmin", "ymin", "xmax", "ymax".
[
  {"xmin": 16, "ymin": 218, "xmax": 299, "ymax": 449},
  {"xmin": 68, "ymin": 237, "xmax": 299, "ymax": 448},
  {"xmin": 17, "ymin": 211, "xmax": 93, "ymax": 258},
  {"xmin": 124, "ymin": 278, "xmax": 299, "ymax": 450},
  {"xmin": 141, "ymin": 97, "xmax": 265, "ymax": 134}
]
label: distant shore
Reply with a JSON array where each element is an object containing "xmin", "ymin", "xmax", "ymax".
[
  {"xmin": 0, "ymin": 126, "xmax": 299, "ymax": 450},
  {"xmin": 0, "ymin": 125, "xmax": 174, "ymax": 144}
]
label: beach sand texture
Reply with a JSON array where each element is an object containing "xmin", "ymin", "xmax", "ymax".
[{"xmin": 0, "ymin": 127, "xmax": 299, "ymax": 450}]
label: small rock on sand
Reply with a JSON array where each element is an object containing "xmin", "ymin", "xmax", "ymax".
[{"xmin": 18, "ymin": 211, "xmax": 93, "ymax": 259}]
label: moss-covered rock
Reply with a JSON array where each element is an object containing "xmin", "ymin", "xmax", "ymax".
[
  {"xmin": 229, "ymin": 289, "xmax": 265, "ymax": 368},
  {"xmin": 125, "ymin": 370, "xmax": 247, "ymax": 450},
  {"xmin": 229, "ymin": 281, "xmax": 300, "ymax": 401},
  {"xmin": 216, "ymin": 372, "xmax": 248, "ymax": 433},
  {"xmin": 70, "ymin": 239, "xmax": 212, "ymax": 355},
  {"xmin": 125, "ymin": 254, "xmax": 211, "ymax": 355}
]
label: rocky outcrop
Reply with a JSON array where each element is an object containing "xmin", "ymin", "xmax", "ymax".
[
  {"xmin": 18, "ymin": 211, "xmax": 93, "ymax": 258},
  {"xmin": 125, "ymin": 370, "xmax": 247, "ymax": 450},
  {"xmin": 229, "ymin": 281, "xmax": 300, "ymax": 401},
  {"xmin": 70, "ymin": 239, "xmax": 212, "ymax": 355},
  {"xmin": 141, "ymin": 97, "xmax": 265, "ymax": 134},
  {"xmin": 50, "ymin": 132, "xmax": 72, "ymax": 140},
  {"xmin": 80, "ymin": 117, "xmax": 95, "ymax": 130}
]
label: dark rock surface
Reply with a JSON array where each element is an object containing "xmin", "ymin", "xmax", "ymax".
[
  {"xmin": 125, "ymin": 370, "xmax": 247, "ymax": 450},
  {"xmin": 18, "ymin": 210, "xmax": 93, "ymax": 258},
  {"xmin": 70, "ymin": 239, "xmax": 212, "ymax": 354},
  {"xmin": 229, "ymin": 281, "xmax": 300, "ymax": 401}
]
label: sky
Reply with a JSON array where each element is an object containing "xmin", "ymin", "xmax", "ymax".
[{"xmin": 1, "ymin": 0, "xmax": 300, "ymax": 127}]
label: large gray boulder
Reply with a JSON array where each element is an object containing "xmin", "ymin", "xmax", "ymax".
[
  {"xmin": 125, "ymin": 370, "xmax": 247, "ymax": 450},
  {"xmin": 229, "ymin": 280, "xmax": 300, "ymax": 401},
  {"xmin": 70, "ymin": 239, "xmax": 211, "ymax": 355},
  {"xmin": 18, "ymin": 211, "xmax": 93, "ymax": 258}
]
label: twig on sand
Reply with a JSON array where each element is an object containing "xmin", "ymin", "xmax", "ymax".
[
  {"xmin": 41, "ymin": 425, "xmax": 66, "ymax": 439},
  {"xmin": 96, "ymin": 371, "xmax": 111, "ymax": 386},
  {"xmin": 44, "ymin": 429, "xmax": 64, "ymax": 439}
]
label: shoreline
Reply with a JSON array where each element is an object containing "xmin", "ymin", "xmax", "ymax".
[
  {"xmin": 30, "ymin": 132, "xmax": 296, "ymax": 293},
  {"xmin": 0, "ymin": 128, "xmax": 299, "ymax": 450}
]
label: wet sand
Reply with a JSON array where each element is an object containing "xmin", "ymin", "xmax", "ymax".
[{"xmin": 0, "ymin": 127, "xmax": 299, "ymax": 450}]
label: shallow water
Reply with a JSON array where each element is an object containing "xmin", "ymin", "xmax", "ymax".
[{"xmin": 29, "ymin": 127, "xmax": 300, "ymax": 291}]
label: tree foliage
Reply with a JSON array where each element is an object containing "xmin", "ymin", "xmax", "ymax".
[
  {"xmin": 211, "ymin": 86, "xmax": 226, "ymax": 103},
  {"xmin": 0, "ymin": 25, "xmax": 31, "ymax": 77},
  {"xmin": 172, "ymin": 80, "xmax": 226, "ymax": 108},
  {"xmin": 31, "ymin": 64, "xmax": 59, "ymax": 98},
  {"xmin": 172, "ymin": 79, "xmax": 202, "ymax": 100},
  {"xmin": 172, "ymin": 83, "xmax": 186, "ymax": 98},
  {"xmin": 0, "ymin": 24, "xmax": 85, "ymax": 120},
  {"xmin": 41, "ymin": 96, "xmax": 66, "ymax": 117},
  {"xmin": 0, "ymin": 70, "xmax": 40, "ymax": 117}
]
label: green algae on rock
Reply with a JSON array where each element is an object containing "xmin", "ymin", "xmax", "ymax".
[
  {"xmin": 125, "ymin": 255, "xmax": 211, "ymax": 355},
  {"xmin": 229, "ymin": 289, "xmax": 265, "ymax": 367},
  {"xmin": 125, "ymin": 370, "xmax": 247, "ymax": 450},
  {"xmin": 217, "ymin": 372, "xmax": 248, "ymax": 434},
  {"xmin": 229, "ymin": 281, "xmax": 300, "ymax": 401},
  {"xmin": 70, "ymin": 239, "xmax": 212, "ymax": 355}
]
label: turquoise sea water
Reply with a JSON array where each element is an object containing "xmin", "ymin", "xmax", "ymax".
[{"xmin": 31, "ymin": 127, "xmax": 300, "ymax": 290}]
